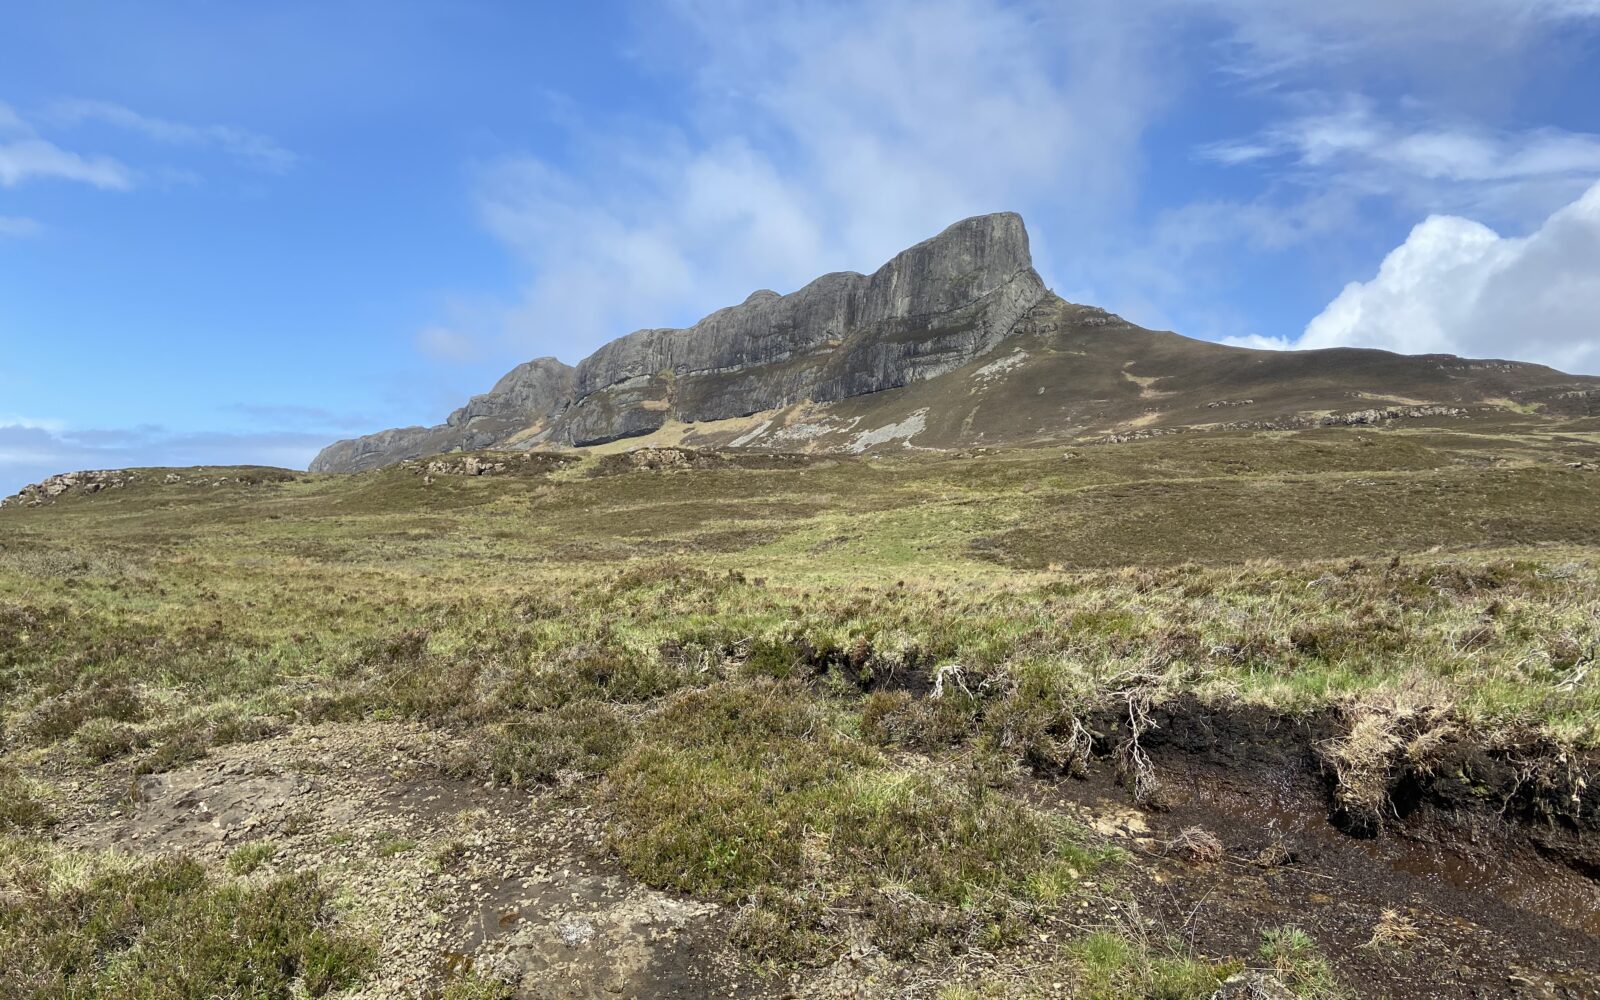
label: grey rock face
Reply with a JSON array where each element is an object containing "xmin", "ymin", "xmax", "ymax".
[
  {"xmin": 555, "ymin": 212, "xmax": 1045, "ymax": 445},
  {"xmin": 309, "ymin": 359, "xmax": 575, "ymax": 473},
  {"xmin": 445, "ymin": 358, "xmax": 576, "ymax": 428},
  {"xmin": 308, "ymin": 426, "xmax": 440, "ymax": 474},
  {"xmin": 310, "ymin": 212, "xmax": 1047, "ymax": 469}
]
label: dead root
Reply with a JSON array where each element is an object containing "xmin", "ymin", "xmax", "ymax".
[
  {"xmin": 1112, "ymin": 676, "xmax": 1161, "ymax": 805},
  {"xmin": 1162, "ymin": 825, "xmax": 1225, "ymax": 863}
]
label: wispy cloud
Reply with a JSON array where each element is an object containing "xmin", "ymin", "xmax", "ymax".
[
  {"xmin": 0, "ymin": 419, "xmax": 330, "ymax": 496},
  {"xmin": 415, "ymin": 325, "xmax": 486, "ymax": 364},
  {"xmin": 1202, "ymin": 97, "xmax": 1600, "ymax": 186},
  {"xmin": 0, "ymin": 136, "xmax": 133, "ymax": 189},
  {"xmin": 438, "ymin": 0, "xmax": 1168, "ymax": 362},
  {"xmin": 47, "ymin": 98, "xmax": 297, "ymax": 173},
  {"xmin": 1197, "ymin": 0, "xmax": 1600, "ymax": 80},
  {"xmin": 0, "ymin": 96, "xmax": 295, "ymax": 197}
]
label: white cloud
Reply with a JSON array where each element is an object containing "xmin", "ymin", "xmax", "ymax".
[
  {"xmin": 1196, "ymin": 0, "xmax": 1600, "ymax": 79},
  {"xmin": 0, "ymin": 137, "xmax": 133, "ymax": 189},
  {"xmin": 1220, "ymin": 333, "xmax": 1296, "ymax": 350},
  {"xmin": 47, "ymin": 98, "xmax": 297, "ymax": 173},
  {"xmin": 409, "ymin": 0, "xmax": 1600, "ymax": 372},
  {"xmin": 1202, "ymin": 97, "xmax": 1600, "ymax": 187},
  {"xmin": 444, "ymin": 0, "xmax": 1168, "ymax": 361},
  {"xmin": 1267, "ymin": 180, "xmax": 1600, "ymax": 374},
  {"xmin": 0, "ymin": 101, "xmax": 27, "ymax": 134},
  {"xmin": 0, "ymin": 415, "xmax": 67, "ymax": 433}
]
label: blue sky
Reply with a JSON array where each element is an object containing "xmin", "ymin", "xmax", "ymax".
[{"xmin": 3, "ymin": 1, "xmax": 1599, "ymax": 493}]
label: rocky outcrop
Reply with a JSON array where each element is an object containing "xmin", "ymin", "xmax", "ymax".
[
  {"xmin": 2, "ymin": 469, "xmax": 137, "ymax": 508},
  {"xmin": 311, "ymin": 213, "xmax": 1048, "ymax": 470},
  {"xmin": 308, "ymin": 426, "xmax": 442, "ymax": 474}
]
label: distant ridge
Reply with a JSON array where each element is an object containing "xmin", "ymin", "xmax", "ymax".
[{"xmin": 311, "ymin": 214, "xmax": 1600, "ymax": 472}]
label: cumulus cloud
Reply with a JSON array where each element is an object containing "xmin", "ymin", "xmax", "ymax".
[{"xmin": 1252, "ymin": 180, "xmax": 1600, "ymax": 374}]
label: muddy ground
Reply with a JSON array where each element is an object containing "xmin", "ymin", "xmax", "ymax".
[
  {"xmin": 41, "ymin": 712, "xmax": 1600, "ymax": 1000},
  {"xmin": 1044, "ymin": 703, "xmax": 1600, "ymax": 1000}
]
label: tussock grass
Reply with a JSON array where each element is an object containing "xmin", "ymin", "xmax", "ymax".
[{"xmin": 1259, "ymin": 926, "xmax": 1348, "ymax": 999}]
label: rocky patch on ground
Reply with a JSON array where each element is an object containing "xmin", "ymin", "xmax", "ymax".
[
  {"xmin": 53, "ymin": 722, "xmax": 757, "ymax": 999},
  {"xmin": 1, "ymin": 469, "xmax": 137, "ymax": 508},
  {"xmin": 406, "ymin": 452, "xmax": 577, "ymax": 480},
  {"xmin": 1097, "ymin": 405, "xmax": 1470, "ymax": 444}
]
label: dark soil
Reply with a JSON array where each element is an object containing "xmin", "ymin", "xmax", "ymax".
[{"xmin": 1042, "ymin": 700, "xmax": 1600, "ymax": 999}]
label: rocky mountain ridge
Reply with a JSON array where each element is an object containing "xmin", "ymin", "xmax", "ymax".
[
  {"xmin": 311, "ymin": 212, "xmax": 1045, "ymax": 471},
  {"xmin": 311, "ymin": 212, "xmax": 1600, "ymax": 473}
]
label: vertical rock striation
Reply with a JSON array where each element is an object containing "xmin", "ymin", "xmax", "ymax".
[{"xmin": 310, "ymin": 212, "xmax": 1048, "ymax": 469}]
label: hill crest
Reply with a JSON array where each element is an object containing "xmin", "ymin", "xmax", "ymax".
[{"xmin": 311, "ymin": 213, "xmax": 1599, "ymax": 472}]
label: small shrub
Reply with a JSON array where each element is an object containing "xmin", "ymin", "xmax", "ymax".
[
  {"xmin": 859, "ymin": 688, "xmax": 981, "ymax": 749},
  {"xmin": 16, "ymin": 682, "xmax": 145, "ymax": 745},
  {"xmin": 73, "ymin": 718, "xmax": 141, "ymax": 762},
  {"xmin": 448, "ymin": 700, "xmax": 633, "ymax": 788},
  {"xmin": 0, "ymin": 840, "xmax": 371, "ymax": 998},
  {"xmin": 0, "ymin": 766, "xmax": 56, "ymax": 832},
  {"xmin": 728, "ymin": 887, "xmax": 831, "ymax": 964},
  {"xmin": 227, "ymin": 840, "xmax": 278, "ymax": 875},
  {"xmin": 605, "ymin": 682, "xmax": 1106, "ymax": 959}
]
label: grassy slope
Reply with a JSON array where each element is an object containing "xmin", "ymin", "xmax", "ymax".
[{"xmin": 2, "ymin": 422, "xmax": 1598, "ymax": 997}]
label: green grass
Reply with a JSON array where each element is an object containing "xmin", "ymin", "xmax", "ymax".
[
  {"xmin": 1, "ymin": 425, "xmax": 1598, "ymax": 993},
  {"xmin": 604, "ymin": 682, "xmax": 1114, "ymax": 960},
  {"xmin": 0, "ymin": 765, "xmax": 56, "ymax": 833},
  {"xmin": 227, "ymin": 841, "xmax": 278, "ymax": 876},
  {"xmin": 1259, "ymin": 926, "xmax": 1349, "ymax": 999},
  {"xmin": 0, "ymin": 839, "xmax": 371, "ymax": 999}
]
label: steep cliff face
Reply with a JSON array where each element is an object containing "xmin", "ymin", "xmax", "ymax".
[
  {"xmin": 309, "ymin": 358, "xmax": 574, "ymax": 473},
  {"xmin": 550, "ymin": 212, "xmax": 1045, "ymax": 445},
  {"xmin": 312, "ymin": 212, "xmax": 1048, "ymax": 468}
]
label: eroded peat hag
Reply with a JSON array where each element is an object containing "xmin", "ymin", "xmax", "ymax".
[
  {"xmin": 1025, "ymin": 699, "xmax": 1600, "ymax": 998},
  {"xmin": 3, "ymin": 428, "xmax": 1599, "ymax": 997}
]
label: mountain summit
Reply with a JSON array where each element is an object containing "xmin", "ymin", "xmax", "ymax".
[{"xmin": 311, "ymin": 213, "xmax": 1597, "ymax": 472}]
